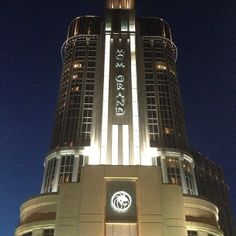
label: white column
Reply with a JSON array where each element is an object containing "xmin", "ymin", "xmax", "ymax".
[
  {"xmin": 101, "ymin": 33, "xmax": 111, "ymax": 164},
  {"xmin": 130, "ymin": 34, "xmax": 140, "ymax": 165},
  {"xmin": 123, "ymin": 125, "xmax": 129, "ymax": 165},
  {"xmin": 112, "ymin": 125, "xmax": 118, "ymax": 165}
]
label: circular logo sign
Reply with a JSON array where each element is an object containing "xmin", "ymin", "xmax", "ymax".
[{"xmin": 111, "ymin": 191, "xmax": 132, "ymax": 213}]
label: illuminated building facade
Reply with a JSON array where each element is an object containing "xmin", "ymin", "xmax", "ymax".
[{"xmin": 15, "ymin": 0, "xmax": 234, "ymax": 236}]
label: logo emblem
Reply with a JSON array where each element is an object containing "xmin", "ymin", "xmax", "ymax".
[{"xmin": 111, "ymin": 191, "xmax": 132, "ymax": 213}]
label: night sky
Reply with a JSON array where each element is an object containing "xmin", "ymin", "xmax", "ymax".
[{"xmin": 0, "ymin": 0, "xmax": 235, "ymax": 235}]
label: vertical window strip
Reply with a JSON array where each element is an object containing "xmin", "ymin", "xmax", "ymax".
[
  {"xmin": 165, "ymin": 157, "xmax": 181, "ymax": 185},
  {"xmin": 58, "ymin": 155, "xmax": 74, "ymax": 186},
  {"xmin": 44, "ymin": 158, "xmax": 56, "ymax": 193},
  {"xmin": 43, "ymin": 229, "xmax": 54, "ymax": 236},
  {"xmin": 183, "ymin": 160, "xmax": 196, "ymax": 195},
  {"xmin": 77, "ymin": 155, "xmax": 85, "ymax": 182}
]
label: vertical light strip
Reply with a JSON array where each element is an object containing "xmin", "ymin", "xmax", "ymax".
[
  {"xmin": 101, "ymin": 33, "xmax": 111, "ymax": 164},
  {"xmin": 130, "ymin": 34, "xmax": 140, "ymax": 165},
  {"xmin": 74, "ymin": 19, "xmax": 78, "ymax": 36},
  {"xmin": 112, "ymin": 125, "xmax": 119, "ymax": 165},
  {"xmin": 123, "ymin": 125, "xmax": 129, "ymax": 165},
  {"xmin": 129, "ymin": 16, "xmax": 136, "ymax": 32}
]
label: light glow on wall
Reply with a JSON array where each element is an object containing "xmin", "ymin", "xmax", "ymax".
[
  {"xmin": 106, "ymin": 0, "xmax": 134, "ymax": 10},
  {"xmin": 112, "ymin": 125, "xmax": 119, "ymax": 165},
  {"xmin": 130, "ymin": 34, "xmax": 140, "ymax": 165},
  {"xmin": 129, "ymin": 16, "xmax": 135, "ymax": 32},
  {"xmin": 123, "ymin": 125, "xmax": 129, "ymax": 165},
  {"xmin": 101, "ymin": 33, "xmax": 111, "ymax": 164}
]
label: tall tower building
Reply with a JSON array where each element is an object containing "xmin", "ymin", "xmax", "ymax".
[{"xmin": 15, "ymin": 0, "xmax": 234, "ymax": 236}]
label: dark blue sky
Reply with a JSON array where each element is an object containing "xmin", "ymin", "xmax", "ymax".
[{"xmin": 0, "ymin": 0, "xmax": 235, "ymax": 235}]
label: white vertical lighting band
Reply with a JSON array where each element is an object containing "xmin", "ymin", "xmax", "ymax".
[
  {"xmin": 123, "ymin": 125, "xmax": 129, "ymax": 165},
  {"xmin": 130, "ymin": 33, "xmax": 140, "ymax": 165},
  {"xmin": 112, "ymin": 125, "xmax": 118, "ymax": 165},
  {"xmin": 40, "ymin": 160, "xmax": 47, "ymax": 193},
  {"xmin": 101, "ymin": 33, "xmax": 111, "ymax": 164}
]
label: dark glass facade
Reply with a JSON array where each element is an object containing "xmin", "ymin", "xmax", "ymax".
[
  {"xmin": 191, "ymin": 149, "xmax": 234, "ymax": 236},
  {"xmin": 50, "ymin": 16, "xmax": 102, "ymax": 150},
  {"xmin": 138, "ymin": 18, "xmax": 187, "ymax": 149}
]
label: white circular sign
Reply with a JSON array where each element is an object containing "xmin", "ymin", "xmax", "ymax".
[{"xmin": 111, "ymin": 191, "xmax": 132, "ymax": 213}]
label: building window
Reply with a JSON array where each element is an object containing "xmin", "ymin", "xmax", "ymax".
[
  {"xmin": 187, "ymin": 231, "xmax": 198, "ymax": 236},
  {"xmin": 182, "ymin": 160, "xmax": 195, "ymax": 195},
  {"xmin": 77, "ymin": 155, "xmax": 86, "ymax": 182},
  {"xmin": 59, "ymin": 155, "xmax": 74, "ymax": 186},
  {"xmin": 44, "ymin": 157, "xmax": 57, "ymax": 193},
  {"xmin": 22, "ymin": 233, "xmax": 32, "ymax": 236},
  {"xmin": 165, "ymin": 156, "xmax": 181, "ymax": 185},
  {"xmin": 153, "ymin": 156, "xmax": 161, "ymax": 167},
  {"xmin": 73, "ymin": 62, "xmax": 82, "ymax": 68},
  {"xmin": 43, "ymin": 229, "xmax": 54, "ymax": 236},
  {"xmin": 164, "ymin": 127, "xmax": 173, "ymax": 134},
  {"xmin": 155, "ymin": 62, "xmax": 167, "ymax": 70}
]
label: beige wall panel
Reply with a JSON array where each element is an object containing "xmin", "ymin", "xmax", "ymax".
[
  {"xmin": 162, "ymin": 184, "xmax": 185, "ymax": 219},
  {"xmin": 56, "ymin": 183, "xmax": 81, "ymax": 218},
  {"xmin": 138, "ymin": 167, "xmax": 162, "ymax": 214},
  {"xmin": 106, "ymin": 224, "xmax": 137, "ymax": 236},
  {"xmin": 104, "ymin": 165, "xmax": 139, "ymax": 177},
  {"xmin": 162, "ymin": 184, "xmax": 186, "ymax": 235},
  {"xmin": 140, "ymin": 223, "xmax": 165, "ymax": 236},
  {"xmin": 165, "ymin": 226, "xmax": 187, "ymax": 236},
  {"xmin": 32, "ymin": 229, "xmax": 43, "ymax": 236},
  {"xmin": 54, "ymin": 226, "xmax": 77, "ymax": 236},
  {"xmin": 80, "ymin": 166, "xmax": 105, "ymax": 214},
  {"xmin": 55, "ymin": 183, "xmax": 81, "ymax": 236},
  {"xmin": 79, "ymin": 222, "xmax": 103, "ymax": 236}
]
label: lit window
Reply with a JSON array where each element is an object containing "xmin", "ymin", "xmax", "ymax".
[
  {"xmin": 155, "ymin": 62, "xmax": 167, "ymax": 70},
  {"xmin": 164, "ymin": 127, "xmax": 173, "ymax": 134},
  {"xmin": 59, "ymin": 155, "xmax": 74, "ymax": 186},
  {"xmin": 166, "ymin": 157, "xmax": 181, "ymax": 185},
  {"xmin": 73, "ymin": 62, "xmax": 82, "ymax": 68},
  {"xmin": 170, "ymin": 69, "xmax": 176, "ymax": 75},
  {"xmin": 71, "ymin": 86, "xmax": 79, "ymax": 92},
  {"xmin": 183, "ymin": 160, "xmax": 195, "ymax": 195}
]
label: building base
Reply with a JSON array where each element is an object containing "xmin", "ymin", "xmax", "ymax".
[{"xmin": 15, "ymin": 165, "xmax": 223, "ymax": 236}]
